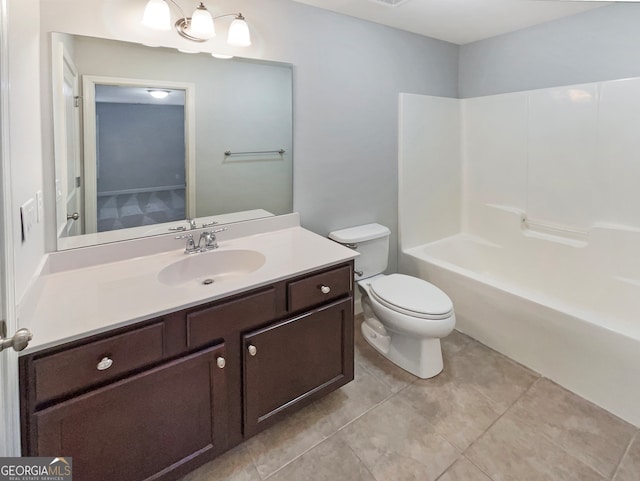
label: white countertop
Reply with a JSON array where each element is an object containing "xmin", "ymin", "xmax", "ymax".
[{"xmin": 19, "ymin": 219, "xmax": 357, "ymax": 354}]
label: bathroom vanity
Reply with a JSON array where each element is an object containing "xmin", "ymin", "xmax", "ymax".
[{"xmin": 17, "ymin": 216, "xmax": 356, "ymax": 481}]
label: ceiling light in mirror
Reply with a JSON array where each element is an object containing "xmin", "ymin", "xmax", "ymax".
[{"xmin": 147, "ymin": 89, "xmax": 171, "ymax": 99}]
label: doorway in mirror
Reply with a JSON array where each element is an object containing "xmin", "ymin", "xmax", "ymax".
[{"xmin": 93, "ymin": 85, "xmax": 187, "ymax": 232}]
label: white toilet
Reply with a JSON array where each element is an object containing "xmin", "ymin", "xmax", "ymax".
[{"xmin": 329, "ymin": 223, "xmax": 455, "ymax": 378}]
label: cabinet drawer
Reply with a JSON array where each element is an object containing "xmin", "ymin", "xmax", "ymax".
[
  {"xmin": 187, "ymin": 288, "xmax": 277, "ymax": 349},
  {"xmin": 33, "ymin": 323, "xmax": 164, "ymax": 405},
  {"xmin": 287, "ymin": 265, "xmax": 351, "ymax": 312}
]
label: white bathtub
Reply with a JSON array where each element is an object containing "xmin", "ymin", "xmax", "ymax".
[{"xmin": 401, "ymin": 221, "xmax": 640, "ymax": 427}]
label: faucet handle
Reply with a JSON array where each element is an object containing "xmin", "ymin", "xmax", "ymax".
[
  {"xmin": 199, "ymin": 230, "xmax": 219, "ymax": 250},
  {"xmin": 201, "ymin": 221, "xmax": 218, "ymax": 228},
  {"xmin": 176, "ymin": 233, "xmax": 198, "ymax": 253},
  {"xmin": 211, "ymin": 227, "xmax": 228, "ymax": 234}
]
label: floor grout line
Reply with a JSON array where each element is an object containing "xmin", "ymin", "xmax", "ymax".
[
  {"xmin": 456, "ymin": 370, "xmax": 540, "ymax": 480},
  {"xmin": 432, "ymin": 457, "xmax": 462, "ymax": 481},
  {"xmin": 460, "ymin": 453, "xmax": 498, "ymax": 481},
  {"xmin": 260, "ymin": 371, "xmax": 404, "ymax": 480},
  {"xmin": 341, "ymin": 437, "xmax": 379, "ymax": 481},
  {"xmin": 611, "ymin": 429, "xmax": 638, "ymax": 481},
  {"xmin": 461, "ymin": 376, "xmax": 539, "ymax": 457},
  {"xmin": 503, "ymin": 377, "xmax": 633, "ymax": 480}
]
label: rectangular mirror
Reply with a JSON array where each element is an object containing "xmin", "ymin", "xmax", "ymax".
[{"xmin": 49, "ymin": 32, "xmax": 293, "ymax": 250}]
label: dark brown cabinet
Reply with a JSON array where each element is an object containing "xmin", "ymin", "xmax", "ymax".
[
  {"xmin": 243, "ymin": 299, "xmax": 353, "ymax": 437},
  {"xmin": 20, "ymin": 261, "xmax": 354, "ymax": 481}
]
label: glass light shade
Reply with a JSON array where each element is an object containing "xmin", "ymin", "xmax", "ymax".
[
  {"xmin": 148, "ymin": 90, "xmax": 170, "ymax": 99},
  {"xmin": 141, "ymin": 0, "xmax": 171, "ymax": 31},
  {"xmin": 211, "ymin": 53, "xmax": 234, "ymax": 59},
  {"xmin": 190, "ymin": 3, "xmax": 215, "ymax": 39},
  {"xmin": 227, "ymin": 15, "xmax": 251, "ymax": 47}
]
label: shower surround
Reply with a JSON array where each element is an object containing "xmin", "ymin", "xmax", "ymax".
[{"xmin": 398, "ymin": 80, "xmax": 640, "ymax": 426}]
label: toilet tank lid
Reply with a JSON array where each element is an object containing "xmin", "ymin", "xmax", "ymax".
[{"xmin": 328, "ymin": 223, "xmax": 391, "ymax": 244}]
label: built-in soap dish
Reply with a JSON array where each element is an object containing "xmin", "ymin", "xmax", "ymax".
[{"xmin": 520, "ymin": 215, "xmax": 588, "ymax": 248}]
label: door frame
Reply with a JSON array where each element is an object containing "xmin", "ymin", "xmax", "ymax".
[
  {"xmin": 82, "ymin": 76, "xmax": 196, "ymax": 233},
  {"xmin": 0, "ymin": 0, "xmax": 21, "ymax": 456}
]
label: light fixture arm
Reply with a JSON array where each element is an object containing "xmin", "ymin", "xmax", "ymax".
[
  {"xmin": 212, "ymin": 12, "xmax": 243, "ymax": 21},
  {"xmin": 166, "ymin": 0, "xmax": 188, "ymax": 23}
]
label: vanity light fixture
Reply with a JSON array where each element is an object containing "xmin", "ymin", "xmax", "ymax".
[
  {"xmin": 211, "ymin": 53, "xmax": 234, "ymax": 59},
  {"xmin": 147, "ymin": 89, "xmax": 171, "ymax": 99},
  {"xmin": 141, "ymin": 0, "xmax": 251, "ymax": 46}
]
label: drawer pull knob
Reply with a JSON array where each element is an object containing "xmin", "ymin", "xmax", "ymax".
[
  {"xmin": 320, "ymin": 285, "xmax": 331, "ymax": 294},
  {"xmin": 248, "ymin": 344, "xmax": 257, "ymax": 356},
  {"xmin": 97, "ymin": 357, "xmax": 113, "ymax": 371},
  {"xmin": 216, "ymin": 357, "xmax": 226, "ymax": 369}
]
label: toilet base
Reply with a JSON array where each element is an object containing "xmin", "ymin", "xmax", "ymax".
[{"xmin": 361, "ymin": 321, "xmax": 444, "ymax": 379}]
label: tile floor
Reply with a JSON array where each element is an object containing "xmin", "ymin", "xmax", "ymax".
[{"xmin": 180, "ymin": 315, "xmax": 640, "ymax": 481}]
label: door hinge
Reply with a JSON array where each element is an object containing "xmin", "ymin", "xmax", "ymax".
[
  {"xmin": 74, "ymin": 96, "xmax": 81, "ymax": 108},
  {"xmin": 75, "ymin": 176, "xmax": 81, "ymax": 188},
  {"xmin": 0, "ymin": 320, "xmax": 6, "ymax": 338}
]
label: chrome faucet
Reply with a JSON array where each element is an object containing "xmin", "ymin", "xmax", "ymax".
[
  {"xmin": 175, "ymin": 233, "xmax": 197, "ymax": 253},
  {"xmin": 168, "ymin": 218, "xmax": 199, "ymax": 232},
  {"xmin": 169, "ymin": 218, "xmax": 218, "ymax": 232},
  {"xmin": 175, "ymin": 228, "xmax": 227, "ymax": 254},
  {"xmin": 199, "ymin": 231, "xmax": 217, "ymax": 250}
]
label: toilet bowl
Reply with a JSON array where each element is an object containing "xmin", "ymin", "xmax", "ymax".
[
  {"xmin": 358, "ymin": 274, "xmax": 455, "ymax": 378},
  {"xmin": 328, "ymin": 223, "xmax": 456, "ymax": 379}
]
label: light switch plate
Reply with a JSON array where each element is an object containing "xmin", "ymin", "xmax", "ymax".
[
  {"xmin": 20, "ymin": 198, "xmax": 36, "ymax": 242},
  {"xmin": 36, "ymin": 190, "xmax": 44, "ymax": 223}
]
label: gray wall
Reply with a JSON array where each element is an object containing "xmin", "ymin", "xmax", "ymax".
[
  {"xmin": 279, "ymin": 3, "xmax": 459, "ymax": 273},
  {"xmin": 96, "ymin": 103, "xmax": 185, "ymax": 193},
  {"xmin": 459, "ymin": 4, "xmax": 640, "ymax": 98}
]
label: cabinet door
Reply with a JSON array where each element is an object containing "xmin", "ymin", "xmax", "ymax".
[
  {"xmin": 34, "ymin": 344, "xmax": 228, "ymax": 481},
  {"xmin": 243, "ymin": 298, "xmax": 354, "ymax": 437}
]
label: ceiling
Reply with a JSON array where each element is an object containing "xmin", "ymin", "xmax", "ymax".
[
  {"xmin": 96, "ymin": 85, "xmax": 185, "ymax": 106},
  {"xmin": 289, "ymin": 0, "xmax": 609, "ymax": 45}
]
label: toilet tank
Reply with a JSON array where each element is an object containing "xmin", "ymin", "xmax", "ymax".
[{"xmin": 328, "ymin": 223, "xmax": 391, "ymax": 279}]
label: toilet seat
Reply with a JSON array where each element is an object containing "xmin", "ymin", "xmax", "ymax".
[{"xmin": 369, "ymin": 274, "xmax": 453, "ymax": 320}]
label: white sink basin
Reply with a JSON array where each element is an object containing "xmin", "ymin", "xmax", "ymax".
[{"xmin": 157, "ymin": 249, "xmax": 266, "ymax": 287}]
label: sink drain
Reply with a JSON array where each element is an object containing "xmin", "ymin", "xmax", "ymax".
[{"xmin": 202, "ymin": 278, "xmax": 214, "ymax": 285}]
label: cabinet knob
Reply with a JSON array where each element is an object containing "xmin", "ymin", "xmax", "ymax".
[
  {"xmin": 320, "ymin": 285, "xmax": 331, "ymax": 294},
  {"xmin": 216, "ymin": 357, "xmax": 226, "ymax": 369},
  {"xmin": 248, "ymin": 344, "xmax": 257, "ymax": 356},
  {"xmin": 97, "ymin": 357, "xmax": 113, "ymax": 371}
]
